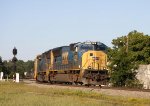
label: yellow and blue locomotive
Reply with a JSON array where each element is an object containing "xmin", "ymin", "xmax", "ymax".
[{"xmin": 34, "ymin": 41, "xmax": 109, "ymax": 85}]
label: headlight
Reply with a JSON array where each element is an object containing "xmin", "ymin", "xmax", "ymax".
[{"xmin": 88, "ymin": 66, "xmax": 91, "ymax": 69}]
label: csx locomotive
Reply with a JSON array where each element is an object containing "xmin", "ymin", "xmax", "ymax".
[{"xmin": 34, "ymin": 41, "xmax": 109, "ymax": 85}]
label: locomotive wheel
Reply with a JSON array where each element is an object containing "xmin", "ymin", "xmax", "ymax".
[
  {"xmin": 78, "ymin": 82, "xmax": 83, "ymax": 85},
  {"xmin": 48, "ymin": 76, "xmax": 53, "ymax": 84},
  {"xmin": 85, "ymin": 84, "xmax": 91, "ymax": 87},
  {"xmin": 67, "ymin": 82, "xmax": 72, "ymax": 85}
]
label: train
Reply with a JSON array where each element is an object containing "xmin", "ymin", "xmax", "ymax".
[{"xmin": 34, "ymin": 41, "xmax": 109, "ymax": 86}]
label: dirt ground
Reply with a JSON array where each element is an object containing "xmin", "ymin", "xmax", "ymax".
[{"xmin": 23, "ymin": 79, "xmax": 150, "ymax": 99}]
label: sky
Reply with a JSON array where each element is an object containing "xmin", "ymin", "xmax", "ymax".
[{"xmin": 0, "ymin": 0, "xmax": 150, "ymax": 61}]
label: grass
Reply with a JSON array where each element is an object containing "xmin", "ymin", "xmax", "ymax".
[{"xmin": 0, "ymin": 82, "xmax": 150, "ymax": 106}]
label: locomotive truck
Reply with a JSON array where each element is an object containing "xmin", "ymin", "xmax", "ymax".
[{"xmin": 34, "ymin": 41, "xmax": 109, "ymax": 86}]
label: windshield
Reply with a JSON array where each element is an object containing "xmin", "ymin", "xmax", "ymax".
[
  {"xmin": 79, "ymin": 44, "xmax": 94, "ymax": 51},
  {"xmin": 94, "ymin": 42, "xmax": 107, "ymax": 51}
]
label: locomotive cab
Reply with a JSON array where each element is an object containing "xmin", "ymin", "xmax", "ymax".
[
  {"xmin": 81, "ymin": 50, "xmax": 108, "ymax": 85},
  {"xmin": 74, "ymin": 42, "xmax": 108, "ymax": 85}
]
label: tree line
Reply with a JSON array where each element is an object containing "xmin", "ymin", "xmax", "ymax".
[{"xmin": 0, "ymin": 58, "xmax": 34, "ymax": 79}]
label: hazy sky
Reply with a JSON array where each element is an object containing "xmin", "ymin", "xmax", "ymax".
[{"xmin": 0, "ymin": 0, "xmax": 150, "ymax": 61}]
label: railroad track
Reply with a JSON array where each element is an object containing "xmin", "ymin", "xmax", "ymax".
[
  {"xmin": 23, "ymin": 79, "xmax": 150, "ymax": 99},
  {"xmin": 24, "ymin": 79, "xmax": 150, "ymax": 93}
]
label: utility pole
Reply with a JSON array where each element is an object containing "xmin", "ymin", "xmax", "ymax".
[
  {"xmin": 12, "ymin": 47, "xmax": 18, "ymax": 73},
  {"xmin": 126, "ymin": 35, "xmax": 128, "ymax": 53}
]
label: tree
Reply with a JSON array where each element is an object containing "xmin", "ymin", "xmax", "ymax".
[
  {"xmin": 24, "ymin": 60, "xmax": 34, "ymax": 72},
  {"xmin": 15, "ymin": 60, "xmax": 34, "ymax": 78},
  {"xmin": 128, "ymin": 31, "xmax": 150, "ymax": 64},
  {"xmin": 108, "ymin": 30, "xmax": 150, "ymax": 87},
  {"xmin": 0, "ymin": 56, "xmax": 3, "ymax": 72},
  {"xmin": 0, "ymin": 57, "xmax": 12, "ymax": 78},
  {"xmin": 0, "ymin": 57, "xmax": 34, "ymax": 78}
]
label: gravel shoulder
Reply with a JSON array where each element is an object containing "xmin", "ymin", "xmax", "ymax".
[{"xmin": 23, "ymin": 79, "xmax": 150, "ymax": 99}]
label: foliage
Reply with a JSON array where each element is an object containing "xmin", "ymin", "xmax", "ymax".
[
  {"xmin": 0, "ymin": 56, "xmax": 3, "ymax": 72},
  {"xmin": 108, "ymin": 30, "xmax": 150, "ymax": 87},
  {"xmin": 0, "ymin": 58, "xmax": 34, "ymax": 78}
]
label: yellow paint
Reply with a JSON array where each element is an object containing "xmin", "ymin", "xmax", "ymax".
[
  {"xmin": 33, "ymin": 58, "xmax": 38, "ymax": 79},
  {"xmin": 50, "ymin": 50, "xmax": 54, "ymax": 69},
  {"xmin": 81, "ymin": 50, "xmax": 107, "ymax": 70},
  {"xmin": 34, "ymin": 55, "xmax": 41, "ymax": 79},
  {"xmin": 62, "ymin": 51, "xmax": 68, "ymax": 64}
]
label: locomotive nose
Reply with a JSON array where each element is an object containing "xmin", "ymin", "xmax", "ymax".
[{"xmin": 82, "ymin": 51, "xmax": 107, "ymax": 70}]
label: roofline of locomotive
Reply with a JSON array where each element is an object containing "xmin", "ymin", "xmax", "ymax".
[{"xmin": 38, "ymin": 41, "xmax": 108, "ymax": 57}]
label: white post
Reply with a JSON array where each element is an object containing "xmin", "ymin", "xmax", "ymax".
[
  {"xmin": 16, "ymin": 73, "xmax": 19, "ymax": 83},
  {"xmin": 0, "ymin": 72, "xmax": 3, "ymax": 80}
]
